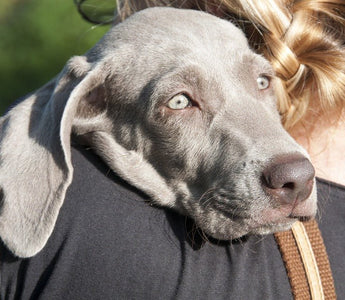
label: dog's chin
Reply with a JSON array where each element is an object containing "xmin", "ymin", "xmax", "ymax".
[
  {"xmin": 194, "ymin": 199, "xmax": 317, "ymax": 241},
  {"xmin": 247, "ymin": 209, "xmax": 317, "ymax": 237},
  {"xmin": 202, "ymin": 216, "xmax": 313, "ymax": 241},
  {"xmin": 248, "ymin": 218, "xmax": 300, "ymax": 235},
  {"xmin": 201, "ymin": 218, "xmax": 295, "ymax": 241}
]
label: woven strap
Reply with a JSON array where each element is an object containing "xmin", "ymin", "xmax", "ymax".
[{"xmin": 274, "ymin": 220, "xmax": 336, "ymax": 300}]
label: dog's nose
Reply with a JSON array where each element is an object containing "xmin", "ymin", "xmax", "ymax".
[{"xmin": 262, "ymin": 154, "xmax": 315, "ymax": 205}]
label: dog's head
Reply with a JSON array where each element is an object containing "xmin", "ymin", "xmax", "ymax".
[{"xmin": 0, "ymin": 7, "xmax": 316, "ymax": 257}]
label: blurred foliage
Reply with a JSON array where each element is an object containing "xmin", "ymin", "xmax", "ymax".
[
  {"xmin": 75, "ymin": 0, "xmax": 116, "ymax": 24},
  {"xmin": 0, "ymin": 0, "xmax": 112, "ymax": 114}
]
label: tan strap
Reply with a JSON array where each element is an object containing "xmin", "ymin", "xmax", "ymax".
[
  {"xmin": 303, "ymin": 220, "xmax": 337, "ymax": 300},
  {"xmin": 274, "ymin": 220, "xmax": 336, "ymax": 300},
  {"xmin": 291, "ymin": 221, "xmax": 324, "ymax": 299}
]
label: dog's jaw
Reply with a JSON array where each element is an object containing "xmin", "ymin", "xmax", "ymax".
[{"xmin": 164, "ymin": 148, "xmax": 317, "ymax": 240}]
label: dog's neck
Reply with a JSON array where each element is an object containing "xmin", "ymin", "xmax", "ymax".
[{"xmin": 290, "ymin": 108, "xmax": 345, "ymax": 187}]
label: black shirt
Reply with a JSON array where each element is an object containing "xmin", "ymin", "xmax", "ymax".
[{"xmin": 1, "ymin": 146, "xmax": 344, "ymax": 299}]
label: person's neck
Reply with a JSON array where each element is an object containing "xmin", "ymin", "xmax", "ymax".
[{"xmin": 289, "ymin": 108, "xmax": 345, "ymax": 187}]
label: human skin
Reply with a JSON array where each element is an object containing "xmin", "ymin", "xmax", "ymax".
[{"xmin": 290, "ymin": 108, "xmax": 345, "ymax": 186}]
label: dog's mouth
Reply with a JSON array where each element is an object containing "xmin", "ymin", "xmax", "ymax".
[
  {"xmin": 192, "ymin": 189, "xmax": 317, "ymax": 240},
  {"xmin": 207, "ymin": 185, "xmax": 316, "ymax": 218},
  {"xmin": 237, "ymin": 196, "xmax": 317, "ymax": 236},
  {"xmin": 258, "ymin": 195, "xmax": 316, "ymax": 223}
]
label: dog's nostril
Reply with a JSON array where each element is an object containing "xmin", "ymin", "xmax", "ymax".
[
  {"xmin": 262, "ymin": 154, "xmax": 315, "ymax": 205},
  {"xmin": 282, "ymin": 182, "xmax": 295, "ymax": 190}
]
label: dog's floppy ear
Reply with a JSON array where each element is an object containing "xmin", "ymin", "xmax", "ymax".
[{"xmin": 0, "ymin": 56, "xmax": 105, "ymax": 257}]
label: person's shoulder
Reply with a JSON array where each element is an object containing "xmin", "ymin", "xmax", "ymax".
[
  {"xmin": 316, "ymin": 177, "xmax": 345, "ymax": 298},
  {"xmin": 48, "ymin": 144, "xmax": 179, "ymax": 255},
  {"xmin": 64, "ymin": 145, "xmax": 179, "ymax": 239},
  {"xmin": 69, "ymin": 144, "xmax": 150, "ymax": 207}
]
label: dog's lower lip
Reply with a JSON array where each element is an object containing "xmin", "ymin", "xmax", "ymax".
[{"xmin": 288, "ymin": 214, "xmax": 312, "ymax": 222}]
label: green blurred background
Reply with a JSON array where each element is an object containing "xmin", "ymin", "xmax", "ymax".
[{"xmin": 0, "ymin": 0, "xmax": 113, "ymax": 114}]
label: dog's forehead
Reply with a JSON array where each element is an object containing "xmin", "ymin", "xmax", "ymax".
[
  {"xmin": 97, "ymin": 7, "xmax": 249, "ymax": 58},
  {"xmin": 131, "ymin": 7, "xmax": 247, "ymax": 41},
  {"xmin": 88, "ymin": 7, "xmax": 274, "ymax": 103}
]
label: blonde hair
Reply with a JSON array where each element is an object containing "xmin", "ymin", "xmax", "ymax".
[{"xmin": 116, "ymin": 0, "xmax": 345, "ymax": 129}]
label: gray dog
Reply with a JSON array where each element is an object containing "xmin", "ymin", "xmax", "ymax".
[{"xmin": 0, "ymin": 7, "xmax": 316, "ymax": 258}]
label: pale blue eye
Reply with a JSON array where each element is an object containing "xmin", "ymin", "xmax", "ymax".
[
  {"xmin": 167, "ymin": 94, "xmax": 191, "ymax": 109},
  {"xmin": 257, "ymin": 75, "xmax": 270, "ymax": 90}
]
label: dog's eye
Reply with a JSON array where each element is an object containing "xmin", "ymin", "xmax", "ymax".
[
  {"xmin": 257, "ymin": 75, "xmax": 270, "ymax": 90},
  {"xmin": 167, "ymin": 94, "xmax": 192, "ymax": 110}
]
